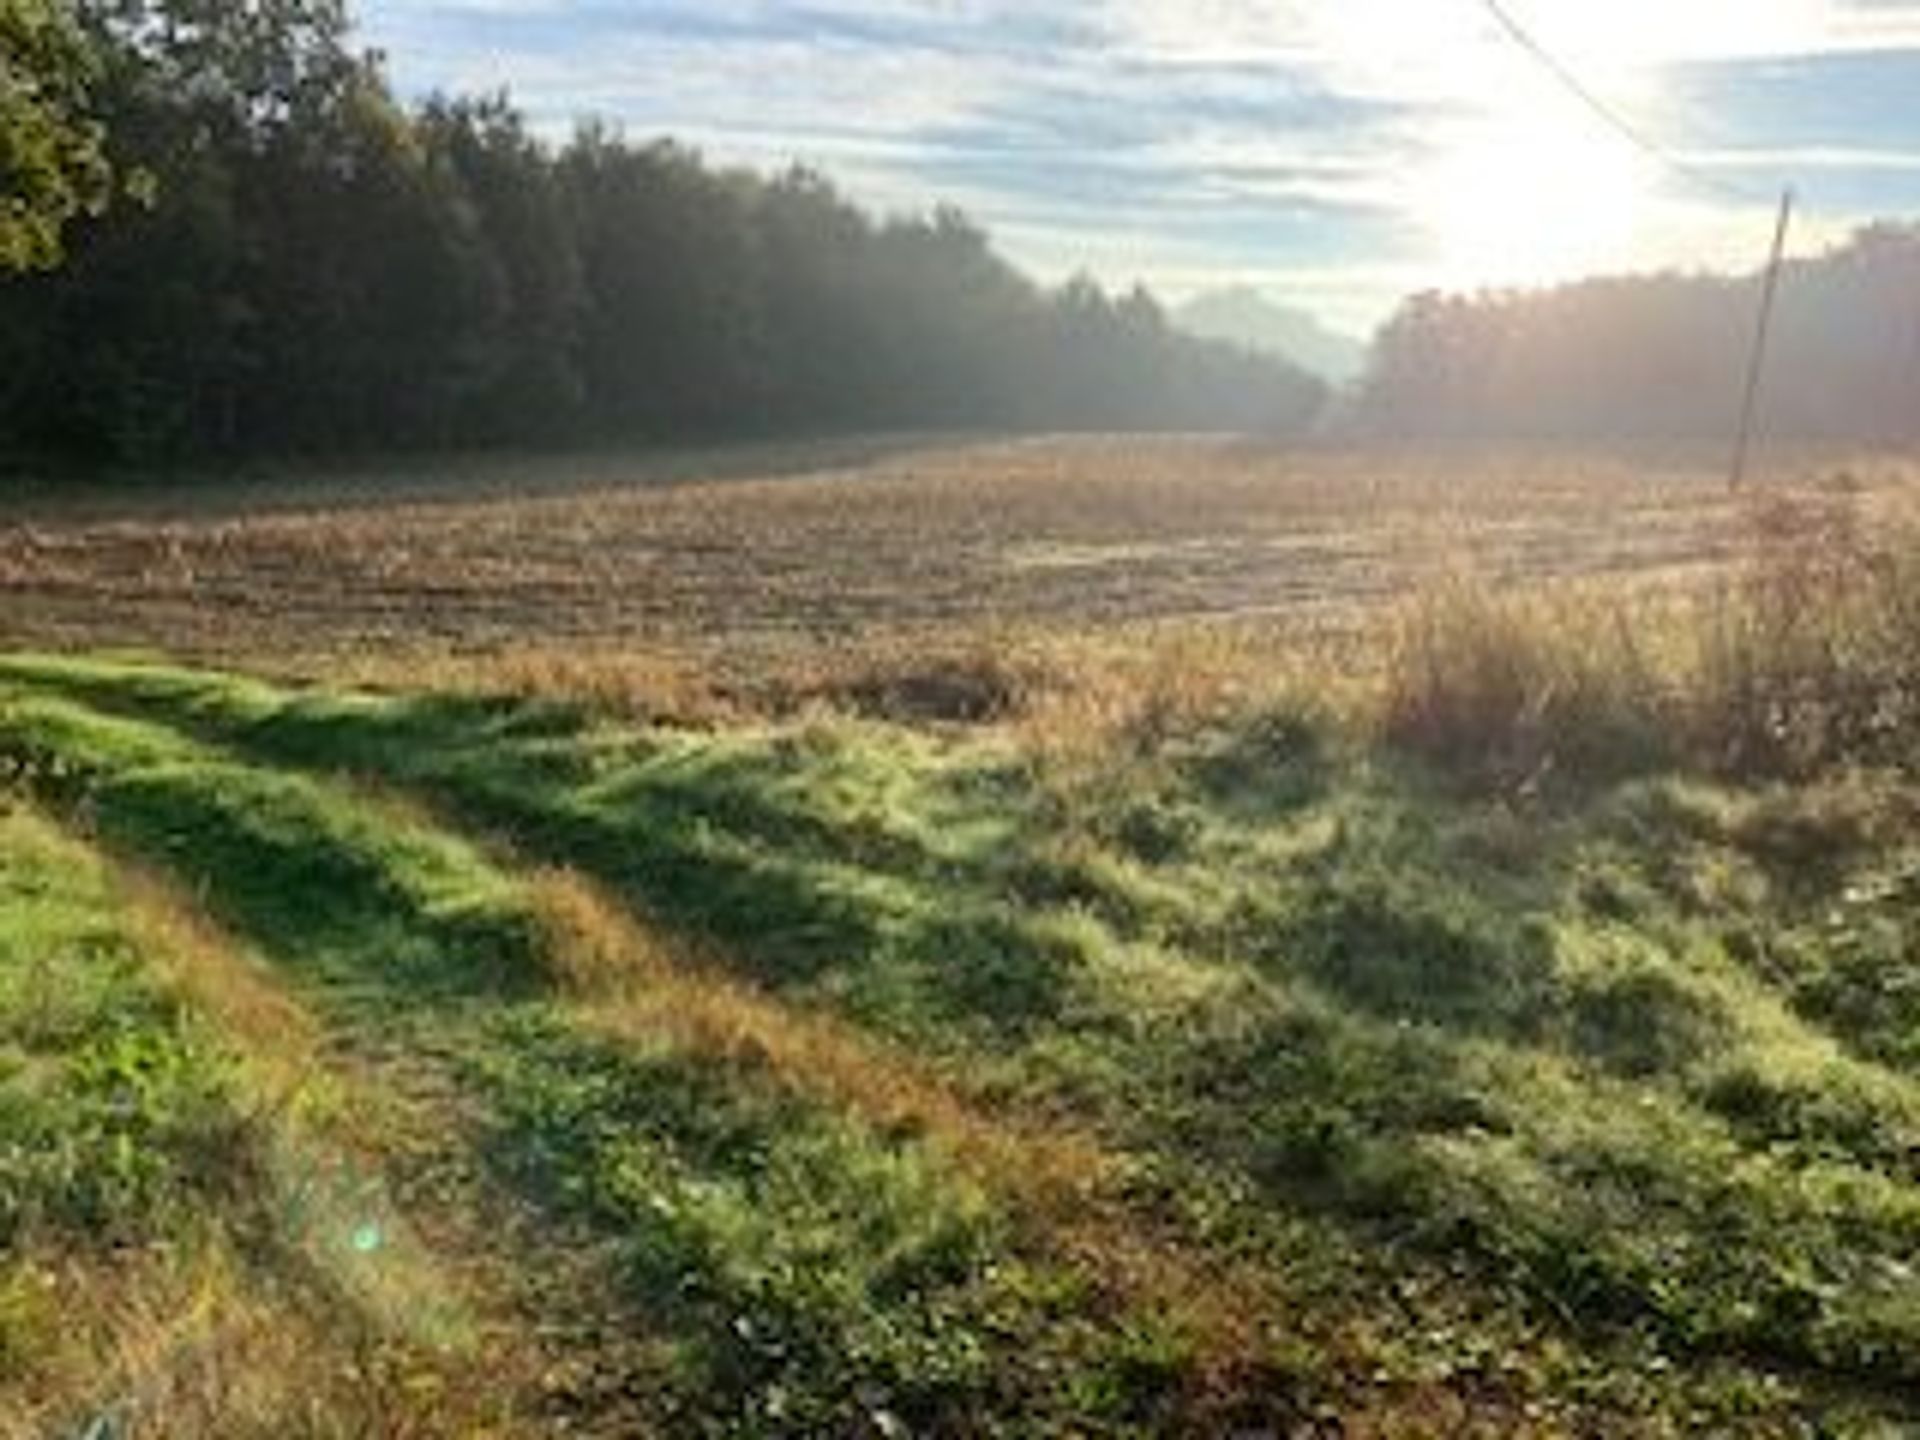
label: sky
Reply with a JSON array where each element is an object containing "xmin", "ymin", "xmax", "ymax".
[{"xmin": 351, "ymin": 1, "xmax": 1920, "ymax": 335}]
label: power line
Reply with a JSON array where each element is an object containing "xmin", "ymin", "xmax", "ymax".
[
  {"xmin": 1477, "ymin": 0, "xmax": 1777, "ymax": 206},
  {"xmin": 1476, "ymin": 1, "xmax": 1804, "ymax": 487}
]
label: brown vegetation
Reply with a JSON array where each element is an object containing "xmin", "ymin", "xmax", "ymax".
[
  {"xmin": 1381, "ymin": 486, "xmax": 1920, "ymax": 785},
  {"xmin": 8, "ymin": 440, "xmax": 1920, "ymax": 1433},
  {"xmin": 6, "ymin": 438, "xmax": 1912, "ymax": 676}
]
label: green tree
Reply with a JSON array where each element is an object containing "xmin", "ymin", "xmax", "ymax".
[
  {"xmin": 17, "ymin": 0, "xmax": 382, "ymax": 456},
  {"xmin": 420, "ymin": 94, "xmax": 584, "ymax": 439},
  {"xmin": 0, "ymin": 0, "xmax": 109, "ymax": 270},
  {"xmin": 2, "ymin": 0, "xmax": 1332, "ymax": 466}
]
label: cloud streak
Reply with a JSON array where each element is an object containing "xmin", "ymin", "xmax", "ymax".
[{"xmin": 352, "ymin": 0, "xmax": 1920, "ymax": 331}]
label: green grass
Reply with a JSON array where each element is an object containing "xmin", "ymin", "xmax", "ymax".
[
  {"xmin": 470, "ymin": 1013, "xmax": 1159, "ymax": 1436},
  {"xmin": 0, "ymin": 805, "xmax": 241, "ymax": 1250},
  {"xmin": 0, "ymin": 690, "xmax": 545, "ymax": 1006},
  {"xmin": 0, "ymin": 670, "xmax": 1209, "ymax": 1434},
  {"xmin": 0, "ymin": 801, "xmax": 513, "ymax": 1436},
  {"xmin": 4, "ymin": 652, "xmax": 1920, "ymax": 1431}
]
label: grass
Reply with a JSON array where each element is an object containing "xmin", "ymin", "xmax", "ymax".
[
  {"xmin": 0, "ymin": 804, "xmax": 520, "ymax": 1437},
  {"xmin": 1378, "ymin": 490, "xmax": 1920, "ymax": 785},
  {"xmin": 0, "ymin": 806, "xmax": 243, "ymax": 1253},
  {"xmin": 4, "ymin": 475, "xmax": 1920, "ymax": 1431},
  {"xmin": 0, "ymin": 676, "xmax": 1273, "ymax": 1433},
  {"xmin": 6, "ymin": 611, "xmax": 1920, "ymax": 1432}
]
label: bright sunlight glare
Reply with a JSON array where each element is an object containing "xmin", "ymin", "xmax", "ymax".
[
  {"xmin": 1300, "ymin": 0, "xmax": 1834, "ymax": 290},
  {"xmin": 1418, "ymin": 102, "xmax": 1655, "ymax": 291}
]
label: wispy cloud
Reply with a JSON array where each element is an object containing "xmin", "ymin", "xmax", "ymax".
[{"xmin": 352, "ymin": 1, "xmax": 1920, "ymax": 331}]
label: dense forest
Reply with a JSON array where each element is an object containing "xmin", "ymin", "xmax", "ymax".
[
  {"xmin": 0, "ymin": 0, "xmax": 1326, "ymax": 465},
  {"xmin": 1354, "ymin": 223, "xmax": 1920, "ymax": 445}
]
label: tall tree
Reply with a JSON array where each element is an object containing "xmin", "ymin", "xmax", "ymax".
[
  {"xmin": 18, "ymin": 0, "xmax": 381, "ymax": 455},
  {"xmin": 420, "ymin": 94, "xmax": 584, "ymax": 439},
  {"xmin": 1354, "ymin": 226, "xmax": 1920, "ymax": 446}
]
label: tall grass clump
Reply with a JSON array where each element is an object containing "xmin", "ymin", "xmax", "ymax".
[
  {"xmin": 1691, "ymin": 493, "xmax": 1920, "ymax": 776},
  {"xmin": 1380, "ymin": 489, "xmax": 1920, "ymax": 785},
  {"xmin": 1378, "ymin": 573, "xmax": 1675, "ymax": 786}
]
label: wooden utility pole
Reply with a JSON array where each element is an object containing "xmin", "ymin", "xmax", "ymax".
[{"xmin": 1730, "ymin": 188, "xmax": 1794, "ymax": 490}]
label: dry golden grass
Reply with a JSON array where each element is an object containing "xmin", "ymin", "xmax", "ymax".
[
  {"xmin": 0, "ymin": 1241, "xmax": 522, "ymax": 1440},
  {"xmin": 364, "ymin": 614, "xmax": 1370, "ymax": 776},
  {"xmin": 1378, "ymin": 486, "xmax": 1920, "ymax": 783},
  {"xmin": 1378, "ymin": 572, "xmax": 1678, "ymax": 784},
  {"xmin": 440, "ymin": 645, "xmax": 738, "ymax": 726}
]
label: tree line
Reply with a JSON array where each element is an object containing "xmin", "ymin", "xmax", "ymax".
[
  {"xmin": 0, "ymin": 0, "xmax": 1327, "ymax": 466},
  {"xmin": 1353, "ymin": 223, "xmax": 1920, "ymax": 446},
  {"xmin": 11, "ymin": 0, "xmax": 1919, "ymax": 468}
]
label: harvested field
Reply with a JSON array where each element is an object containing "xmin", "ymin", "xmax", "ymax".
[{"xmin": 4, "ymin": 437, "xmax": 1910, "ymax": 666}]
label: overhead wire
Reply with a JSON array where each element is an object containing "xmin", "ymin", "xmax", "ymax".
[
  {"xmin": 1474, "ymin": 0, "xmax": 1810, "ymax": 486},
  {"xmin": 1477, "ymin": 0, "xmax": 1783, "ymax": 207}
]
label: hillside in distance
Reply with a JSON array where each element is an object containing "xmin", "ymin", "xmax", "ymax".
[{"xmin": 1175, "ymin": 287, "xmax": 1369, "ymax": 383}]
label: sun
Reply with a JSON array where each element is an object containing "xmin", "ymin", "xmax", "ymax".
[
  {"xmin": 1305, "ymin": 0, "xmax": 1805, "ymax": 295},
  {"xmin": 1306, "ymin": 0, "xmax": 1830, "ymax": 290},
  {"xmin": 1418, "ymin": 103, "xmax": 1654, "ymax": 292}
]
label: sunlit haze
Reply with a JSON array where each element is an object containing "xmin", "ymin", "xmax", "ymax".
[{"xmin": 354, "ymin": 1, "xmax": 1920, "ymax": 331}]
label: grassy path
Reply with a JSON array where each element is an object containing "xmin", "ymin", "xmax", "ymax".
[
  {"xmin": 0, "ymin": 683, "xmax": 1308, "ymax": 1433},
  {"xmin": 0, "ymin": 699, "xmax": 784, "ymax": 1433},
  {"xmin": 0, "ymin": 806, "xmax": 546, "ymax": 1437},
  {"xmin": 7, "ymin": 656, "xmax": 1920, "ymax": 1433},
  {"xmin": 118, "ymin": 880, "xmax": 680, "ymax": 1435}
]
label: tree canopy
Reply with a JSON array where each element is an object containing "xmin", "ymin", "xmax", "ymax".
[
  {"xmin": 1353, "ymin": 226, "xmax": 1920, "ymax": 446},
  {"xmin": 0, "ymin": 0, "xmax": 1326, "ymax": 467}
]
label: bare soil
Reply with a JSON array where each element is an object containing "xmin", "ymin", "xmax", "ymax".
[{"xmin": 2, "ymin": 436, "xmax": 1909, "ymax": 663}]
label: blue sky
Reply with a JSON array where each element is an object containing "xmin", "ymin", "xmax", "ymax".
[{"xmin": 351, "ymin": 1, "xmax": 1920, "ymax": 334}]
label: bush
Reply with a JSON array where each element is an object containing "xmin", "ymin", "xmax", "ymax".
[{"xmin": 1691, "ymin": 494, "xmax": 1920, "ymax": 775}]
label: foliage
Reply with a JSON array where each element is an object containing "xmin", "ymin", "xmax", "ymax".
[
  {"xmin": 0, "ymin": 0, "xmax": 111, "ymax": 270},
  {"xmin": 0, "ymin": 0, "xmax": 1325, "ymax": 464}
]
